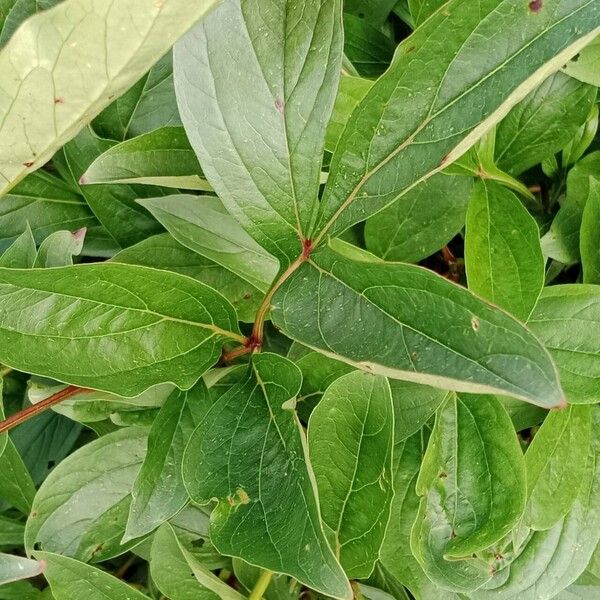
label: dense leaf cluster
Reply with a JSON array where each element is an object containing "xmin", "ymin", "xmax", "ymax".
[{"xmin": 1, "ymin": 1, "xmax": 600, "ymax": 599}]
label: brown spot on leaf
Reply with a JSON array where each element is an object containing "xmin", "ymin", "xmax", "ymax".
[
  {"xmin": 406, "ymin": 45, "xmax": 416, "ymax": 53},
  {"xmin": 23, "ymin": 161, "xmax": 34, "ymax": 168},
  {"xmin": 275, "ymin": 98, "xmax": 284, "ymax": 114},
  {"xmin": 528, "ymin": 0, "xmax": 543, "ymax": 12},
  {"xmin": 439, "ymin": 471, "xmax": 447, "ymax": 479},
  {"xmin": 471, "ymin": 316, "xmax": 480, "ymax": 332},
  {"xmin": 54, "ymin": 97, "xmax": 64, "ymax": 104}
]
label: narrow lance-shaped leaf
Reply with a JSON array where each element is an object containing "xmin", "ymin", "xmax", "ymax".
[
  {"xmin": 124, "ymin": 383, "xmax": 212, "ymax": 542},
  {"xmin": 311, "ymin": 0, "xmax": 600, "ymax": 243},
  {"xmin": 308, "ymin": 371, "xmax": 394, "ymax": 579},
  {"xmin": 523, "ymin": 405, "xmax": 591, "ymax": 531},
  {"xmin": 182, "ymin": 353, "xmax": 352, "ymax": 600},
  {"xmin": 411, "ymin": 393, "xmax": 526, "ymax": 592},
  {"xmin": 529, "ymin": 285, "xmax": 600, "ymax": 404},
  {"xmin": 0, "ymin": 263, "xmax": 241, "ymax": 396},
  {"xmin": 174, "ymin": 0, "xmax": 343, "ymax": 268},
  {"xmin": 0, "ymin": 0, "xmax": 220, "ymax": 194},
  {"xmin": 580, "ymin": 177, "xmax": 600, "ymax": 284},
  {"xmin": 0, "ymin": 226, "xmax": 36, "ymax": 268},
  {"xmin": 34, "ymin": 551, "xmax": 150, "ymax": 600},
  {"xmin": 81, "ymin": 127, "xmax": 212, "ymax": 191},
  {"xmin": 0, "ymin": 553, "xmax": 45, "ymax": 586},
  {"xmin": 271, "ymin": 246, "xmax": 564, "ymax": 407},
  {"xmin": 465, "ymin": 180, "xmax": 544, "ymax": 321}
]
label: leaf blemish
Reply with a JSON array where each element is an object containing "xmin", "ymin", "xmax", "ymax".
[
  {"xmin": 275, "ymin": 98, "xmax": 284, "ymax": 114},
  {"xmin": 471, "ymin": 316, "xmax": 480, "ymax": 331},
  {"xmin": 528, "ymin": 0, "xmax": 543, "ymax": 12}
]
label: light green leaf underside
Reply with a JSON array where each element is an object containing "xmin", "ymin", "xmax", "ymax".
[
  {"xmin": 25, "ymin": 427, "xmax": 147, "ymax": 562},
  {"xmin": 0, "ymin": 0, "xmax": 219, "ymax": 194},
  {"xmin": 0, "ymin": 552, "xmax": 44, "ymax": 585},
  {"xmin": 34, "ymin": 551, "xmax": 150, "ymax": 600},
  {"xmin": 138, "ymin": 194, "xmax": 277, "ymax": 293},
  {"xmin": 182, "ymin": 353, "xmax": 352, "ymax": 600},
  {"xmin": 313, "ymin": 0, "xmax": 600, "ymax": 243},
  {"xmin": 465, "ymin": 180, "xmax": 544, "ymax": 321},
  {"xmin": 529, "ymin": 284, "xmax": 600, "ymax": 404},
  {"xmin": 563, "ymin": 34, "xmax": 600, "ymax": 85},
  {"xmin": 523, "ymin": 405, "xmax": 591, "ymax": 530},
  {"xmin": 174, "ymin": 0, "xmax": 343, "ymax": 268},
  {"xmin": 411, "ymin": 394, "xmax": 526, "ymax": 592},
  {"xmin": 33, "ymin": 228, "xmax": 85, "ymax": 268},
  {"xmin": 271, "ymin": 246, "xmax": 564, "ymax": 407},
  {"xmin": 308, "ymin": 371, "xmax": 394, "ymax": 579},
  {"xmin": 82, "ymin": 127, "xmax": 211, "ymax": 190},
  {"xmin": 0, "ymin": 263, "xmax": 240, "ymax": 396},
  {"xmin": 124, "ymin": 383, "xmax": 211, "ymax": 542}
]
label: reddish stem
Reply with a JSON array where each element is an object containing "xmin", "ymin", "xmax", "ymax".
[{"xmin": 0, "ymin": 385, "xmax": 82, "ymax": 434}]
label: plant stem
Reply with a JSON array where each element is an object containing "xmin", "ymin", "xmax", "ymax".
[
  {"xmin": 0, "ymin": 385, "xmax": 82, "ymax": 434},
  {"xmin": 249, "ymin": 569, "xmax": 273, "ymax": 600}
]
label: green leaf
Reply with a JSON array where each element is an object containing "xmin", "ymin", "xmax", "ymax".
[
  {"xmin": 61, "ymin": 127, "xmax": 164, "ymax": 248},
  {"xmin": 563, "ymin": 34, "xmax": 600, "ymax": 86},
  {"xmin": 0, "ymin": 262, "xmax": 241, "ymax": 396},
  {"xmin": 580, "ymin": 178, "xmax": 600, "ymax": 284},
  {"xmin": 174, "ymin": 0, "xmax": 343, "ymax": 268},
  {"xmin": 138, "ymin": 195, "xmax": 277, "ymax": 293},
  {"xmin": 112, "ymin": 232, "xmax": 261, "ymax": 323},
  {"xmin": 523, "ymin": 405, "xmax": 591, "ymax": 531},
  {"xmin": 0, "ymin": 552, "xmax": 44, "ymax": 585},
  {"xmin": 150, "ymin": 523, "xmax": 243, "ymax": 600},
  {"xmin": 0, "ymin": 0, "xmax": 62, "ymax": 48},
  {"xmin": 33, "ymin": 228, "xmax": 86, "ymax": 268},
  {"xmin": 411, "ymin": 394, "xmax": 525, "ymax": 591},
  {"xmin": 271, "ymin": 246, "xmax": 564, "ymax": 407},
  {"xmin": 390, "ymin": 381, "xmax": 448, "ymax": 442},
  {"xmin": 0, "ymin": 226, "xmax": 36, "ymax": 268},
  {"xmin": 34, "ymin": 551, "xmax": 150, "ymax": 600},
  {"xmin": 25, "ymin": 427, "xmax": 147, "ymax": 562},
  {"xmin": 0, "ymin": 514, "xmax": 25, "ymax": 550},
  {"xmin": 0, "ymin": 172, "xmax": 96, "ymax": 254},
  {"xmin": 495, "ymin": 72, "xmax": 596, "ymax": 175},
  {"xmin": 311, "ymin": 0, "xmax": 600, "ymax": 243},
  {"xmin": 124, "ymin": 384, "xmax": 211, "ymax": 542},
  {"xmin": 308, "ymin": 371, "xmax": 394, "ymax": 579},
  {"xmin": 408, "ymin": 0, "xmax": 446, "ymax": 26},
  {"xmin": 465, "ymin": 180, "xmax": 544, "ymax": 321},
  {"xmin": 529, "ymin": 285, "xmax": 600, "ymax": 404},
  {"xmin": 473, "ymin": 406, "xmax": 600, "ymax": 600},
  {"xmin": 81, "ymin": 127, "xmax": 211, "ymax": 191},
  {"xmin": 345, "ymin": 0, "xmax": 397, "ymax": 26},
  {"xmin": 182, "ymin": 353, "xmax": 351, "ymax": 600},
  {"xmin": 0, "ymin": 439, "xmax": 36, "ymax": 514},
  {"xmin": 0, "ymin": 580, "xmax": 45, "ymax": 600},
  {"xmin": 0, "ymin": 0, "xmax": 219, "ymax": 194},
  {"xmin": 233, "ymin": 558, "xmax": 296, "ymax": 600},
  {"xmin": 93, "ymin": 52, "xmax": 181, "ymax": 142},
  {"xmin": 365, "ymin": 174, "xmax": 472, "ymax": 263}
]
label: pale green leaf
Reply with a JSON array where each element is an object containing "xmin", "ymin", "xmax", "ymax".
[
  {"xmin": 182, "ymin": 353, "xmax": 351, "ymax": 600},
  {"xmin": 124, "ymin": 384, "xmax": 211, "ymax": 542},
  {"xmin": 174, "ymin": 0, "xmax": 343, "ymax": 268},
  {"xmin": 311, "ymin": 0, "xmax": 600, "ymax": 243},
  {"xmin": 523, "ymin": 405, "xmax": 591, "ymax": 530},
  {"xmin": 563, "ymin": 34, "xmax": 600, "ymax": 86},
  {"xmin": 81, "ymin": 127, "xmax": 211, "ymax": 190},
  {"xmin": 580, "ymin": 178, "xmax": 600, "ymax": 284},
  {"xmin": 0, "ymin": 0, "xmax": 219, "ymax": 194},
  {"xmin": 33, "ymin": 228, "xmax": 85, "ymax": 268},
  {"xmin": 138, "ymin": 194, "xmax": 277, "ymax": 293},
  {"xmin": 0, "ymin": 263, "xmax": 241, "ymax": 396},
  {"xmin": 365, "ymin": 173, "xmax": 471, "ymax": 263},
  {"xmin": 34, "ymin": 551, "xmax": 150, "ymax": 600},
  {"xmin": 0, "ymin": 0, "xmax": 62, "ymax": 47},
  {"xmin": 25, "ymin": 427, "xmax": 147, "ymax": 562},
  {"xmin": 529, "ymin": 285, "xmax": 600, "ymax": 404},
  {"xmin": 0, "ymin": 226, "xmax": 36, "ymax": 268},
  {"xmin": 271, "ymin": 246, "xmax": 564, "ymax": 407},
  {"xmin": 465, "ymin": 180, "xmax": 544, "ymax": 321},
  {"xmin": 0, "ymin": 552, "xmax": 44, "ymax": 585},
  {"xmin": 0, "ymin": 439, "xmax": 36, "ymax": 514},
  {"xmin": 495, "ymin": 72, "xmax": 596, "ymax": 175},
  {"xmin": 308, "ymin": 371, "xmax": 394, "ymax": 579}
]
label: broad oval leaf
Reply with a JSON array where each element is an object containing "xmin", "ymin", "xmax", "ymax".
[
  {"xmin": 0, "ymin": 263, "xmax": 241, "ymax": 396},
  {"xmin": 182, "ymin": 353, "xmax": 352, "ymax": 600},
  {"xmin": 411, "ymin": 394, "xmax": 526, "ymax": 592},
  {"xmin": 81, "ymin": 127, "xmax": 211, "ymax": 191},
  {"xmin": 311, "ymin": 0, "xmax": 600, "ymax": 243},
  {"xmin": 465, "ymin": 180, "xmax": 544, "ymax": 321},
  {"xmin": 174, "ymin": 0, "xmax": 343, "ymax": 268},
  {"xmin": 271, "ymin": 246, "xmax": 564, "ymax": 407},
  {"xmin": 0, "ymin": 0, "xmax": 220, "ymax": 194},
  {"xmin": 529, "ymin": 284, "xmax": 600, "ymax": 404},
  {"xmin": 123, "ymin": 383, "xmax": 212, "ymax": 542},
  {"xmin": 523, "ymin": 405, "xmax": 591, "ymax": 531},
  {"xmin": 34, "ymin": 551, "xmax": 150, "ymax": 600},
  {"xmin": 308, "ymin": 371, "xmax": 394, "ymax": 579},
  {"xmin": 25, "ymin": 427, "xmax": 147, "ymax": 562}
]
